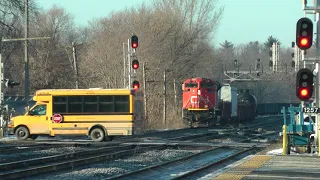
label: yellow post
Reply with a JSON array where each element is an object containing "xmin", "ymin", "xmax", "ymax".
[
  {"xmin": 282, "ymin": 125, "xmax": 288, "ymax": 155},
  {"xmin": 318, "ymin": 127, "xmax": 320, "ymax": 156}
]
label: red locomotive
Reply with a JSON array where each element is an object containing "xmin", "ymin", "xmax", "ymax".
[
  {"xmin": 182, "ymin": 77, "xmax": 221, "ymax": 127},
  {"xmin": 182, "ymin": 77, "xmax": 257, "ymax": 127}
]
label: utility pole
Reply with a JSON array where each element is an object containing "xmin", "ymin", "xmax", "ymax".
[
  {"xmin": 1, "ymin": 0, "xmax": 51, "ymax": 109},
  {"xmin": 163, "ymin": 70, "xmax": 167, "ymax": 126},
  {"xmin": 0, "ymin": 55, "xmax": 3, "ymax": 107},
  {"xmin": 143, "ymin": 62, "xmax": 147, "ymax": 126},
  {"xmin": 72, "ymin": 42, "xmax": 79, "ymax": 89},
  {"xmin": 24, "ymin": 0, "xmax": 29, "ymax": 107},
  {"xmin": 0, "ymin": 55, "xmax": 3, "ymax": 138},
  {"xmin": 174, "ymin": 79, "xmax": 178, "ymax": 115}
]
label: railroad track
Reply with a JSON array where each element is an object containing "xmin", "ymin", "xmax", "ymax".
[
  {"xmin": 0, "ymin": 143, "xmax": 90, "ymax": 154},
  {"xmin": 0, "ymin": 144, "xmax": 166, "ymax": 180},
  {"xmin": 107, "ymin": 146, "xmax": 256, "ymax": 180}
]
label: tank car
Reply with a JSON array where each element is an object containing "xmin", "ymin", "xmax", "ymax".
[
  {"xmin": 182, "ymin": 77, "xmax": 221, "ymax": 127},
  {"xmin": 237, "ymin": 89, "xmax": 257, "ymax": 122}
]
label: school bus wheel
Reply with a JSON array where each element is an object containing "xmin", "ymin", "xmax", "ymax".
[
  {"xmin": 90, "ymin": 128, "xmax": 105, "ymax": 142},
  {"xmin": 15, "ymin": 126, "xmax": 30, "ymax": 140}
]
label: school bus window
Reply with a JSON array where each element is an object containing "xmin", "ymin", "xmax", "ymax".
[
  {"xmin": 84, "ymin": 96, "xmax": 98, "ymax": 113},
  {"xmin": 68, "ymin": 96, "xmax": 82, "ymax": 113},
  {"xmin": 69, "ymin": 96, "xmax": 82, "ymax": 102},
  {"xmin": 115, "ymin": 95, "xmax": 129, "ymax": 102},
  {"xmin": 84, "ymin": 96, "xmax": 97, "ymax": 102},
  {"xmin": 30, "ymin": 104, "xmax": 47, "ymax": 115},
  {"xmin": 115, "ymin": 95, "xmax": 129, "ymax": 112},
  {"xmin": 54, "ymin": 96, "xmax": 67, "ymax": 102},
  {"xmin": 99, "ymin": 95, "xmax": 114, "ymax": 112},
  {"xmin": 53, "ymin": 96, "xmax": 67, "ymax": 113},
  {"xmin": 99, "ymin": 95, "xmax": 113, "ymax": 102}
]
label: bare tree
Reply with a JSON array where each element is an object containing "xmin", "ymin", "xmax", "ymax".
[{"xmin": 27, "ymin": 5, "xmax": 78, "ymax": 90}]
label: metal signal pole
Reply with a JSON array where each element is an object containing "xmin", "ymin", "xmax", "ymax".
[
  {"xmin": 72, "ymin": 42, "xmax": 79, "ymax": 89},
  {"xmin": 163, "ymin": 70, "xmax": 167, "ymax": 126},
  {"xmin": 123, "ymin": 42, "xmax": 127, "ymax": 88},
  {"xmin": 302, "ymin": 0, "xmax": 320, "ymax": 153},
  {"xmin": 315, "ymin": 2, "xmax": 320, "ymax": 152},
  {"xmin": 127, "ymin": 39, "xmax": 131, "ymax": 88}
]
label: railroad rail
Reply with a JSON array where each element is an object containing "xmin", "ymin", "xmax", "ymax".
[
  {"xmin": 171, "ymin": 147, "xmax": 256, "ymax": 180},
  {"xmin": 107, "ymin": 146, "xmax": 256, "ymax": 180},
  {"xmin": 0, "ymin": 144, "xmax": 164, "ymax": 180}
]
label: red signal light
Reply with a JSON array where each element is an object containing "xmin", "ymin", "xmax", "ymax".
[
  {"xmin": 132, "ymin": 80, "xmax": 139, "ymax": 90},
  {"xmin": 131, "ymin": 35, "xmax": 138, "ymax": 49},
  {"xmin": 132, "ymin": 43, "xmax": 138, "ymax": 48},
  {"xmin": 300, "ymin": 89, "xmax": 308, "ymax": 96},
  {"xmin": 300, "ymin": 38, "xmax": 308, "ymax": 46},
  {"xmin": 132, "ymin": 59, "xmax": 139, "ymax": 69}
]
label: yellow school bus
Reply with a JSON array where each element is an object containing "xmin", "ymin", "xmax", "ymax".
[{"xmin": 7, "ymin": 88, "xmax": 145, "ymax": 142}]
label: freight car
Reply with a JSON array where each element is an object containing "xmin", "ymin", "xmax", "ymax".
[
  {"xmin": 218, "ymin": 84, "xmax": 238, "ymax": 124},
  {"xmin": 256, "ymin": 103, "xmax": 300, "ymax": 115}
]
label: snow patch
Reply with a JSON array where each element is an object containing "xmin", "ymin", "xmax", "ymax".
[{"xmin": 266, "ymin": 148, "xmax": 283, "ymax": 155}]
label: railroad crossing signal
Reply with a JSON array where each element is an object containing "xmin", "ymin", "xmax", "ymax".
[
  {"xmin": 131, "ymin": 35, "xmax": 138, "ymax": 49},
  {"xmin": 296, "ymin": 17, "xmax": 313, "ymax": 50},
  {"xmin": 296, "ymin": 68, "xmax": 314, "ymax": 101},
  {"xmin": 132, "ymin": 80, "xmax": 139, "ymax": 89},
  {"xmin": 132, "ymin": 59, "xmax": 139, "ymax": 69}
]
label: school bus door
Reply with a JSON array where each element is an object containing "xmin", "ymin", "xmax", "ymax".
[{"xmin": 28, "ymin": 104, "xmax": 50, "ymax": 134}]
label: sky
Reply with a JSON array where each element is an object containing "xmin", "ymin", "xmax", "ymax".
[{"xmin": 36, "ymin": 0, "xmax": 312, "ymax": 48}]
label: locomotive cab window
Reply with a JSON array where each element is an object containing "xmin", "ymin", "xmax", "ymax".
[{"xmin": 185, "ymin": 82, "xmax": 198, "ymax": 88}]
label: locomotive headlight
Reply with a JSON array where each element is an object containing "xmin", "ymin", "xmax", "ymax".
[{"xmin": 198, "ymin": 90, "xmax": 201, "ymax": 95}]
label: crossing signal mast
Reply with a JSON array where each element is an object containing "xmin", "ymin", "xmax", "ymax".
[
  {"xmin": 295, "ymin": 17, "xmax": 314, "ymax": 101},
  {"xmin": 123, "ymin": 35, "xmax": 141, "ymax": 89},
  {"xmin": 131, "ymin": 35, "xmax": 139, "ymax": 89}
]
